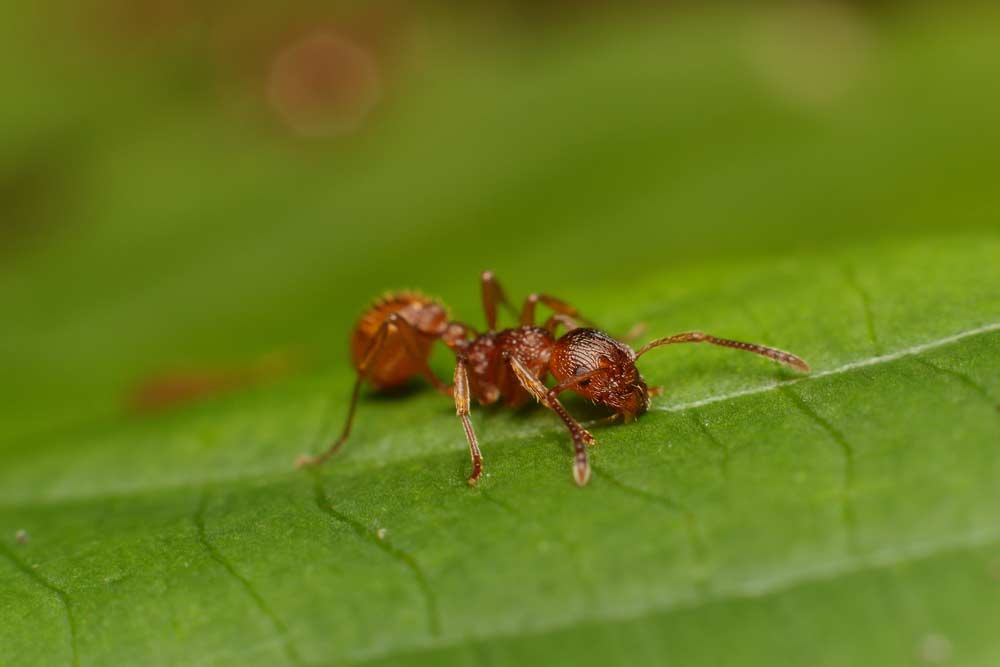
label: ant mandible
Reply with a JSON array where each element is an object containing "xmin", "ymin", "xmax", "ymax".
[{"xmin": 295, "ymin": 272, "xmax": 595, "ymax": 468}]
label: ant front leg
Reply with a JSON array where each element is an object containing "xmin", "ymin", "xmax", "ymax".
[
  {"xmin": 505, "ymin": 353, "xmax": 604, "ymax": 486},
  {"xmin": 481, "ymin": 271, "xmax": 519, "ymax": 331},
  {"xmin": 454, "ymin": 354, "xmax": 484, "ymax": 486}
]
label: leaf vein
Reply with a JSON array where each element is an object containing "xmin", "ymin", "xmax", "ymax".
[
  {"xmin": 687, "ymin": 410, "xmax": 730, "ymax": 485},
  {"xmin": 589, "ymin": 465, "xmax": 711, "ymax": 593},
  {"xmin": 842, "ymin": 265, "xmax": 881, "ymax": 355},
  {"xmin": 913, "ymin": 357, "xmax": 996, "ymax": 407},
  {"xmin": 780, "ymin": 387, "xmax": 859, "ymax": 555},
  {"xmin": 0, "ymin": 542, "xmax": 79, "ymax": 667},
  {"xmin": 339, "ymin": 526, "xmax": 1000, "ymax": 667},
  {"xmin": 311, "ymin": 474, "xmax": 443, "ymax": 638},
  {"xmin": 478, "ymin": 490, "xmax": 523, "ymax": 518},
  {"xmin": 194, "ymin": 492, "xmax": 305, "ymax": 666}
]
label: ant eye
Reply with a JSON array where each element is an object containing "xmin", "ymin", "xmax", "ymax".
[{"xmin": 579, "ymin": 379, "xmax": 591, "ymax": 387}]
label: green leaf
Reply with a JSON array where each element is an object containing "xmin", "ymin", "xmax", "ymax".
[
  {"xmin": 2, "ymin": 6, "xmax": 1000, "ymax": 667},
  {"xmin": 2, "ymin": 235, "xmax": 999, "ymax": 667}
]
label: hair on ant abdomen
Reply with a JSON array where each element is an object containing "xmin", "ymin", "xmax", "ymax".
[{"xmin": 299, "ymin": 273, "xmax": 810, "ymax": 488}]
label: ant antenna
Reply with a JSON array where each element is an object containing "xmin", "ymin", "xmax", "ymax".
[{"xmin": 635, "ymin": 331, "xmax": 810, "ymax": 372}]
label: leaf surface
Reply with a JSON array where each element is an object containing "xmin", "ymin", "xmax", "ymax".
[{"xmin": 2, "ymin": 7, "xmax": 1000, "ymax": 667}]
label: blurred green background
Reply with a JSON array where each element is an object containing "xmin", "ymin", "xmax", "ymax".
[
  {"xmin": 3, "ymin": 0, "xmax": 998, "ymax": 443},
  {"xmin": 2, "ymin": 1, "xmax": 1000, "ymax": 665}
]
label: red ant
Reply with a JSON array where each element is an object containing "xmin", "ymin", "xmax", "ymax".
[
  {"xmin": 299, "ymin": 273, "xmax": 810, "ymax": 487},
  {"xmin": 295, "ymin": 272, "xmax": 592, "ymax": 468}
]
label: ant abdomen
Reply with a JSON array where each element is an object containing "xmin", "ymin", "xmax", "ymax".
[{"xmin": 350, "ymin": 292, "xmax": 449, "ymax": 390}]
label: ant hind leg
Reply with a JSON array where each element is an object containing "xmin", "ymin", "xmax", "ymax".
[
  {"xmin": 296, "ymin": 314, "xmax": 452, "ymax": 468},
  {"xmin": 295, "ymin": 320, "xmax": 394, "ymax": 468}
]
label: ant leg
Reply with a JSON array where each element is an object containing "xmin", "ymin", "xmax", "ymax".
[
  {"xmin": 481, "ymin": 271, "xmax": 519, "ymax": 331},
  {"xmin": 594, "ymin": 412, "xmax": 623, "ymax": 426},
  {"xmin": 620, "ymin": 322, "xmax": 649, "ymax": 344},
  {"xmin": 505, "ymin": 352, "xmax": 605, "ymax": 486},
  {"xmin": 543, "ymin": 313, "xmax": 639, "ymax": 341},
  {"xmin": 454, "ymin": 354, "xmax": 483, "ymax": 486},
  {"xmin": 543, "ymin": 313, "xmax": 583, "ymax": 336},
  {"xmin": 635, "ymin": 332, "xmax": 810, "ymax": 372},
  {"xmin": 386, "ymin": 314, "xmax": 452, "ymax": 397},
  {"xmin": 297, "ymin": 314, "xmax": 458, "ymax": 468},
  {"xmin": 295, "ymin": 319, "xmax": 395, "ymax": 468},
  {"xmin": 521, "ymin": 294, "xmax": 598, "ymax": 329},
  {"xmin": 545, "ymin": 372, "xmax": 608, "ymax": 446},
  {"xmin": 295, "ymin": 376, "xmax": 364, "ymax": 469}
]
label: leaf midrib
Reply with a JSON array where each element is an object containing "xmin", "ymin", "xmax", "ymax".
[{"xmin": 3, "ymin": 322, "xmax": 996, "ymax": 512}]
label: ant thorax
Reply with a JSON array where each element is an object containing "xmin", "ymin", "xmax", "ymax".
[{"xmin": 464, "ymin": 326, "xmax": 554, "ymax": 408}]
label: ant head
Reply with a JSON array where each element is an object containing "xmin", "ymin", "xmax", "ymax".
[{"xmin": 551, "ymin": 329, "xmax": 651, "ymax": 420}]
